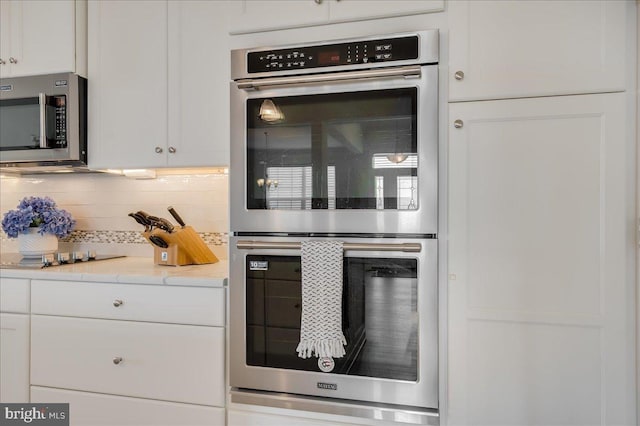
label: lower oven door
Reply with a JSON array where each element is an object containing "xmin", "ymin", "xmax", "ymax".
[{"xmin": 229, "ymin": 235, "xmax": 438, "ymax": 421}]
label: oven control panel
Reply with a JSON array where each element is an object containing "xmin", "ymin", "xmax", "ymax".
[{"xmin": 247, "ymin": 35, "xmax": 419, "ymax": 74}]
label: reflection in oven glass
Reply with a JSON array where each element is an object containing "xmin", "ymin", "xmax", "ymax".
[
  {"xmin": 246, "ymin": 256, "xmax": 418, "ymax": 381},
  {"xmin": 246, "ymin": 89, "xmax": 418, "ymax": 211}
]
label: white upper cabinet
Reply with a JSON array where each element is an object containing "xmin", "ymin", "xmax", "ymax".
[
  {"xmin": 230, "ymin": 0, "xmax": 443, "ymax": 34},
  {"xmin": 88, "ymin": 0, "xmax": 237, "ymax": 169},
  {"xmin": 0, "ymin": 0, "xmax": 85, "ymax": 78},
  {"xmin": 448, "ymin": 0, "xmax": 627, "ymax": 101},
  {"xmin": 88, "ymin": 0, "xmax": 168, "ymax": 169}
]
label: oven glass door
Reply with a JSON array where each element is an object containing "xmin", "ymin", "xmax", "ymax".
[
  {"xmin": 246, "ymin": 89, "xmax": 418, "ymax": 210},
  {"xmin": 231, "ymin": 66, "xmax": 438, "ymax": 235},
  {"xmin": 246, "ymin": 254, "xmax": 417, "ymax": 381},
  {"xmin": 230, "ymin": 236, "xmax": 438, "ymax": 409}
]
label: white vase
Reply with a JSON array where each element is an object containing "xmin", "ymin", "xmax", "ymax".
[{"xmin": 18, "ymin": 228, "xmax": 59, "ymax": 257}]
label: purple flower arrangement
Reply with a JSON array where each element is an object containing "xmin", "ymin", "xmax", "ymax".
[{"xmin": 2, "ymin": 196, "xmax": 75, "ymax": 239}]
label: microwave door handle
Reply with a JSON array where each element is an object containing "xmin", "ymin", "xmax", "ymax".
[
  {"xmin": 38, "ymin": 93, "xmax": 48, "ymax": 148},
  {"xmin": 236, "ymin": 65, "xmax": 422, "ymax": 91},
  {"xmin": 236, "ymin": 240, "xmax": 422, "ymax": 253}
]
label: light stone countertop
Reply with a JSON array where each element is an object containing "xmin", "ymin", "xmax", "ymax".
[{"xmin": 0, "ymin": 256, "xmax": 228, "ymax": 287}]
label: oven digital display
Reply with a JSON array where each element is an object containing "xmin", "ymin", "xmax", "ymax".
[{"xmin": 318, "ymin": 51, "xmax": 340, "ymax": 65}]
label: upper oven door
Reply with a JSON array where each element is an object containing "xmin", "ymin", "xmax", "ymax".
[{"xmin": 230, "ymin": 65, "xmax": 438, "ymax": 235}]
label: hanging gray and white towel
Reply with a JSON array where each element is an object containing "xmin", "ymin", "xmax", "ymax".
[{"xmin": 296, "ymin": 240, "xmax": 347, "ymax": 359}]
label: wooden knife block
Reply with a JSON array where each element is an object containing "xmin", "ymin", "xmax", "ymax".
[{"xmin": 142, "ymin": 226, "xmax": 219, "ymax": 266}]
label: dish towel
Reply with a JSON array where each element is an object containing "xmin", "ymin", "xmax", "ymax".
[{"xmin": 296, "ymin": 240, "xmax": 347, "ymax": 359}]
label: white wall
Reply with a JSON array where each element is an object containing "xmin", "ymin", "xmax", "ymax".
[{"xmin": 0, "ymin": 171, "xmax": 229, "ymax": 259}]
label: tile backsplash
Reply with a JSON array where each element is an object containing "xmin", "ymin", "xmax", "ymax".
[{"xmin": 0, "ymin": 171, "xmax": 229, "ymax": 259}]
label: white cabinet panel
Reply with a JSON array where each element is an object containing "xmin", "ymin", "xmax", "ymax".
[
  {"xmin": 88, "ymin": 0, "xmax": 235, "ymax": 169},
  {"xmin": 32, "ymin": 386, "xmax": 225, "ymax": 426},
  {"xmin": 0, "ymin": 277, "xmax": 29, "ymax": 314},
  {"xmin": 30, "ymin": 280, "xmax": 224, "ymax": 326},
  {"xmin": 328, "ymin": 0, "xmax": 443, "ymax": 22},
  {"xmin": 167, "ymin": 0, "xmax": 232, "ymax": 167},
  {"xmin": 31, "ymin": 315, "xmax": 225, "ymax": 407},
  {"xmin": 0, "ymin": 313, "xmax": 29, "ymax": 403},
  {"xmin": 448, "ymin": 93, "xmax": 635, "ymax": 425},
  {"xmin": 449, "ymin": 0, "xmax": 627, "ymax": 101},
  {"xmin": 87, "ymin": 0, "xmax": 168, "ymax": 169},
  {"xmin": 230, "ymin": 0, "xmax": 443, "ymax": 34},
  {"xmin": 229, "ymin": 1, "xmax": 329, "ymax": 34},
  {"xmin": 0, "ymin": 0, "xmax": 82, "ymax": 78}
]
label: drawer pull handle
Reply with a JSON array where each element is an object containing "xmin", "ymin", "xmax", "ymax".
[
  {"xmin": 113, "ymin": 299, "xmax": 124, "ymax": 307},
  {"xmin": 113, "ymin": 357, "xmax": 123, "ymax": 365}
]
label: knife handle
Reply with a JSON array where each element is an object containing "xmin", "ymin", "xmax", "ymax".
[{"xmin": 167, "ymin": 206, "xmax": 186, "ymax": 227}]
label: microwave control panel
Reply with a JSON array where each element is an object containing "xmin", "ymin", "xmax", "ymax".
[
  {"xmin": 247, "ymin": 35, "xmax": 419, "ymax": 74},
  {"xmin": 52, "ymin": 95, "xmax": 67, "ymax": 147}
]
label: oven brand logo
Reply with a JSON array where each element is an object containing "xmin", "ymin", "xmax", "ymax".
[
  {"xmin": 317, "ymin": 382, "xmax": 338, "ymax": 390},
  {"xmin": 1, "ymin": 404, "xmax": 69, "ymax": 425},
  {"xmin": 249, "ymin": 260, "xmax": 269, "ymax": 271}
]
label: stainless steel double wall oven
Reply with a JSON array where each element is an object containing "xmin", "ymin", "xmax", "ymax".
[{"xmin": 229, "ymin": 30, "xmax": 440, "ymax": 425}]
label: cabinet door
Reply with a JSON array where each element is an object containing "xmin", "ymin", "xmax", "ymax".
[
  {"xmin": 0, "ymin": 0, "xmax": 10, "ymax": 78},
  {"xmin": 87, "ymin": 0, "xmax": 168, "ymax": 169},
  {"xmin": 32, "ymin": 387, "xmax": 225, "ymax": 426},
  {"xmin": 6, "ymin": 0, "xmax": 76, "ymax": 77},
  {"xmin": 31, "ymin": 316, "xmax": 225, "ymax": 407},
  {"xmin": 229, "ymin": 0, "xmax": 329, "ymax": 34},
  {"xmin": 449, "ymin": 1, "xmax": 627, "ymax": 101},
  {"xmin": 0, "ymin": 313, "xmax": 29, "ymax": 403},
  {"xmin": 167, "ymin": 0, "xmax": 237, "ymax": 167},
  {"xmin": 448, "ymin": 93, "xmax": 635, "ymax": 425},
  {"xmin": 329, "ymin": 0, "xmax": 443, "ymax": 22}
]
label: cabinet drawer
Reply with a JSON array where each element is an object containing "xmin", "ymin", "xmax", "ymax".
[
  {"xmin": 31, "ymin": 316, "xmax": 225, "ymax": 407},
  {"xmin": 31, "ymin": 280, "xmax": 224, "ymax": 326},
  {"xmin": 0, "ymin": 278, "xmax": 30, "ymax": 313},
  {"xmin": 32, "ymin": 387, "xmax": 225, "ymax": 426}
]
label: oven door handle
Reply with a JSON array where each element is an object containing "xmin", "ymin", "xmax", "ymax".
[
  {"xmin": 236, "ymin": 65, "xmax": 422, "ymax": 90},
  {"xmin": 236, "ymin": 240, "xmax": 421, "ymax": 253}
]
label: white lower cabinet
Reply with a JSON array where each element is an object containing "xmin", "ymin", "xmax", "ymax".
[
  {"xmin": 0, "ymin": 313, "xmax": 29, "ymax": 402},
  {"xmin": 0, "ymin": 277, "xmax": 30, "ymax": 403},
  {"xmin": 227, "ymin": 409, "xmax": 365, "ymax": 426},
  {"xmin": 447, "ymin": 92, "xmax": 635, "ymax": 425},
  {"xmin": 31, "ymin": 387, "xmax": 224, "ymax": 426},
  {"xmin": 29, "ymin": 280, "xmax": 226, "ymax": 426}
]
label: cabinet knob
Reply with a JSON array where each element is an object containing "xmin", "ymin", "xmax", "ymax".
[
  {"xmin": 168, "ymin": 146, "xmax": 176, "ymax": 154},
  {"xmin": 0, "ymin": 59, "xmax": 5, "ymax": 65},
  {"xmin": 453, "ymin": 119, "xmax": 464, "ymax": 128},
  {"xmin": 113, "ymin": 299, "xmax": 123, "ymax": 307},
  {"xmin": 314, "ymin": 0, "xmax": 322, "ymax": 4},
  {"xmin": 155, "ymin": 146, "xmax": 163, "ymax": 154},
  {"xmin": 112, "ymin": 357, "xmax": 123, "ymax": 365},
  {"xmin": 454, "ymin": 70, "xmax": 464, "ymax": 81},
  {"xmin": 9, "ymin": 57, "xmax": 17, "ymax": 64}
]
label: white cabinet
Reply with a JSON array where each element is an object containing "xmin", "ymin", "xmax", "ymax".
[
  {"xmin": 30, "ymin": 279, "xmax": 226, "ymax": 425},
  {"xmin": 0, "ymin": 0, "xmax": 86, "ymax": 78},
  {"xmin": 447, "ymin": 93, "xmax": 635, "ymax": 425},
  {"xmin": 87, "ymin": 0, "xmax": 235, "ymax": 170},
  {"xmin": 0, "ymin": 313, "xmax": 29, "ymax": 403},
  {"xmin": 0, "ymin": 277, "xmax": 30, "ymax": 403},
  {"xmin": 32, "ymin": 387, "xmax": 225, "ymax": 426},
  {"xmin": 448, "ymin": 0, "xmax": 627, "ymax": 101},
  {"xmin": 230, "ymin": 0, "xmax": 443, "ymax": 34},
  {"xmin": 228, "ymin": 409, "xmax": 361, "ymax": 426}
]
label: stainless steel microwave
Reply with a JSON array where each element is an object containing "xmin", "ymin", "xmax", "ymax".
[{"xmin": 0, "ymin": 73, "xmax": 87, "ymax": 172}]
